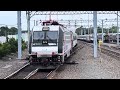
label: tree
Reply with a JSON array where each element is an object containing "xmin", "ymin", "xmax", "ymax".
[
  {"xmin": 0, "ymin": 26, "xmax": 9, "ymax": 36},
  {"xmin": 0, "ymin": 26, "xmax": 18, "ymax": 36},
  {"xmin": 8, "ymin": 38, "xmax": 18, "ymax": 53},
  {"xmin": 97, "ymin": 26, "xmax": 102, "ymax": 33},
  {"xmin": 75, "ymin": 26, "xmax": 83, "ymax": 35},
  {"xmin": 109, "ymin": 26, "xmax": 117, "ymax": 33},
  {"xmin": 9, "ymin": 27, "xmax": 18, "ymax": 35}
]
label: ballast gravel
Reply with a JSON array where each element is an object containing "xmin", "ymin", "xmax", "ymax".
[{"xmin": 54, "ymin": 42, "xmax": 120, "ymax": 79}]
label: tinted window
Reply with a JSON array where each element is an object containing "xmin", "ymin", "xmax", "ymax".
[
  {"xmin": 46, "ymin": 31, "xmax": 58, "ymax": 40},
  {"xmin": 33, "ymin": 31, "xmax": 44, "ymax": 40}
]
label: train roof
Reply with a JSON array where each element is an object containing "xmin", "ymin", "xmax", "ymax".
[
  {"xmin": 33, "ymin": 26, "xmax": 60, "ymax": 31},
  {"xmin": 33, "ymin": 20, "xmax": 77, "ymax": 33},
  {"xmin": 33, "ymin": 26, "xmax": 75, "ymax": 33}
]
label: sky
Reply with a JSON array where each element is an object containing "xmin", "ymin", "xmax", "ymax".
[{"xmin": 0, "ymin": 11, "xmax": 119, "ymax": 31}]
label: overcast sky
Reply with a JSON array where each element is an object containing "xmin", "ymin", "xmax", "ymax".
[{"xmin": 0, "ymin": 11, "xmax": 119, "ymax": 30}]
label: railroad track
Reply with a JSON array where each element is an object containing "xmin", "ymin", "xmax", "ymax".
[
  {"xmin": 4, "ymin": 62, "xmax": 30, "ymax": 79},
  {"xmin": 29, "ymin": 65, "xmax": 60, "ymax": 79},
  {"xmin": 4, "ymin": 61, "xmax": 61, "ymax": 79},
  {"xmin": 81, "ymin": 40, "xmax": 120, "ymax": 60},
  {"xmin": 4, "ymin": 41, "xmax": 84, "ymax": 79},
  {"xmin": 100, "ymin": 47, "xmax": 120, "ymax": 60},
  {"xmin": 5, "ymin": 64, "xmax": 40, "ymax": 79}
]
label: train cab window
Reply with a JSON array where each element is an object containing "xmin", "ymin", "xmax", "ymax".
[
  {"xmin": 46, "ymin": 31, "xmax": 58, "ymax": 40},
  {"xmin": 33, "ymin": 31, "xmax": 58, "ymax": 46},
  {"xmin": 33, "ymin": 31, "xmax": 44, "ymax": 40},
  {"xmin": 46, "ymin": 31, "xmax": 58, "ymax": 46}
]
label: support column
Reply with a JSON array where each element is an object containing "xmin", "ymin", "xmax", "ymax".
[
  {"xmin": 117, "ymin": 11, "xmax": 119, "ymax": 45},
  {"xmin": 27, "ymin": 11, "xmax": 30, "ymax": 54},
  {"xmin": 93, "ymin": 11, "xmax": 97, "ymax": 58},
  {"xmin": 17, "ymin": 11, "xmax": 22, "ymax": 59},
  {"xmin": 102, "ymin": 20, "xmax": 104, "ymax": 43},
  {"xmin": 88, "ymin": 14, "xmax": 90, "ymax": 40}
]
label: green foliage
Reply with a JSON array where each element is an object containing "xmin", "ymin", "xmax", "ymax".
[
  {"xmin": 0, "ymin": 43, "xmax": 2, "ymax": 46},
  {"xmin": 0, "ymin": 26, "xmax": 17, "ymax": 36},
  {"xmin": 0, "ymin": 38, "xmax": 27, "ymax": 59},
  {"xmin": 22, "ymin": 43, "xmax": 27, "ymax": 50},
  {"xmin": 75, "ymin": 26, "xmax": 82, "ymax": 35},
  {"xmin": 2, "ymin": 43, "xmax": 11, "ymax": 54},
  {"xmin": 0, "ymin": 46, "xmax": 4, "ymax": 58},
  {"xmin": 8, "ymin": 38, "xmax": 18, "ymax": 53}
]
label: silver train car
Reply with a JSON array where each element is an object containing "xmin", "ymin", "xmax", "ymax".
[{"xmin": 28, "ymin": 20, "xmax": 77, "ymax": 68}]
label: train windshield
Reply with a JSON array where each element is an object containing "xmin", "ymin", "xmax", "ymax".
[
  {"xmin": 33, "ymin": 31, "xmax": 44, "ymax": 40},
  {"xmin": 33, "ymin": 31, "xmax": 58, "ymax": 46},
  {"xmin": 46, "ymin": 31, "xmax": 58, "ymax": 40}
]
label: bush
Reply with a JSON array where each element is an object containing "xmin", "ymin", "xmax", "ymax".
[
  {"xmin": 8, "ymin": 38, "xmax": 18, "ymax": 53},
  {"xmin": 0, "ymin": 46, "xmax": 3, "ymax": 58},
  {"xmin": 0, "ymin": 38, "xmax": 27, "ymax": 59},
  {"xmin": 0, "ymin": 43, "xmax": 11, "ymax": 58},
  {"xmin": 22, "ymin": 42, "xmax": 27, "ymax": 50},
  {"xmin": 0, "ymin": 43, "xmax": 2, "ymax": 46},
  {"xmin": 2, "ymin": 43, "xmax": 11, "ymax": 55}
]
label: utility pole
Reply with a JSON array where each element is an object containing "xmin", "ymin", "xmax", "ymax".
[
  {"xmin": 112, "ymin": 24, "xmax": 114, "ymax": 42},
  {"xmin": 27, "ymin": 11, "xmax": 30, "ymax": 54},
  {"xmin": 17, "ymin": 11, "xmax": 22, "ymax": 59},
  {"xmin": 49, "ymin": 11, "xmax": 51, "ymax": 20},
  {"xmin": 68, "ymin": 20, "xmax": 70, "ymax": 28},
  {"xmin": 75, "ymin": 20, "xmax": 77, "ymax": 28},
  {"xmin": 81, "ymin": 18, "xmax": 83, "ymax": 35},
  {"xmin": 93, "ymin": 11, "xmax": 97, "ymax": 58},
  {"xmin": 88, "ymin": 14, "xmax": 90, "ymax": 40},
  {"xmin": 117, "ymin": 11, "xmax": 119, "ymax": 45},
  {"xmin": 102, "ymin": 20, "xmax": 104, "ymax": 43}
]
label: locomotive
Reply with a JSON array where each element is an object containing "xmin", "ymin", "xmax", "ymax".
[{"xmin": 28, "ymin": 20, "xmax": 78, "ymax": 69}]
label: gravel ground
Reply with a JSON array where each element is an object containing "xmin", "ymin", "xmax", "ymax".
[
  {"xmin": 0, "ymin": 49, "xmax": 29, "ymax": 79},
  {"xmin": 54, "ymin": 42, "xmax": 120, "ymax": 79}
]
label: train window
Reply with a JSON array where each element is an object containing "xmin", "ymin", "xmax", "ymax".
[
  {"xmin": 46, "ymin": 31, "xmax": 58, "ymax": 40},
  {"xmin": 33, "ymin": 31, "xmax": 44, "ymax": 40},
  {"xmin": 33, "ymin": 31, "xmax": 58, "ymax": 46}
]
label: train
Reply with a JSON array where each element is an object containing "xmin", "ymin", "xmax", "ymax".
[
  {"xmin": 78, "ymin": 33, "xmax": 120, "ymax": 43},
  {"xmin": 28, "ymin": 20, "xmax": 78, "ymax": 69}
]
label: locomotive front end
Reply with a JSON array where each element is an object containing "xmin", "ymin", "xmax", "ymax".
[{"xmin": 29, "ymin": 26, "xmax": 62, "ymax": 66}]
